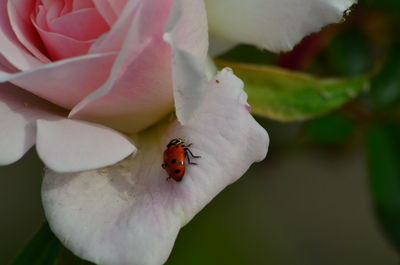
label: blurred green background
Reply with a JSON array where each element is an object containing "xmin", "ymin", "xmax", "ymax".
[{"xmin": 2, "ymin": 1, "xmax": 400, "ymax": 264}]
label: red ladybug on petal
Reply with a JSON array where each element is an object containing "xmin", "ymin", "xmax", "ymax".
[{"xmin": 162, "ymin": 138, "xmax": 200, "ymax": 182}]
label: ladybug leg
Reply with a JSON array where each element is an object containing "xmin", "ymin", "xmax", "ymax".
[
  {"xmin": 186, "ymin": 155, "xmax": 197, "ymax": 165},
  {"xmin": 184, "ymin": 147, "xmax": 201, "ymax": 158}
]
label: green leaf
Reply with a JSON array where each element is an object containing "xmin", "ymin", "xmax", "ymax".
[
  {"xmin": 11, "ymin": 223, "xmax": 62, "ymax": 265},
  {"xmin": 367, "ymin": 125, "xmax": 400, "ymax": 250},
  {"xmin": 216, "ymin": 61, "xmax": 369, "ymax": 122}
]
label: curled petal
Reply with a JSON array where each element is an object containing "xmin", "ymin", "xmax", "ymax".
[
  {"xmin": 36, "ymin": 119, "xmax": 136, "ymax": 173},
  {"xmin": 72, "ymin": 0, "xmax": 209, "ymax": 133},
  {"xmin": 0, "ymin": 53, "xmax": 19, "ymax": 73},
  {"xmin": 33, "ymin": 21, "xmax": 94, "ymax": 60},
  {"xmin": 0, "ymin": 83, "xmax": 63, "ymax": 165},
  {"xmin": 71, "ymin": 37, "xmax": 174, "ymax": 133},
  {"xmin": 0, "ymin": 0, "xmax": 42, "ymax": 70},
  {"xmin": 92, "ymin": 0, "xmax": 127, "ymax": 25},
  {"xmin": 164, "ymin": 0, "xmax": 208, "ymax": 125},
  {"xmin": 7, "ymin": 0, "xmax": 50, "ymax": 62},
  {"xmin": 42, "ymin": 69, "xmax": 268, "ymax": 265},
  {"xmin": 70, "ymin": 0, "xmax": 174, "ymax": 134},
  {"xmin": 92, "ymin": 0, "xmax": 118, "ymax": 26},
  {"xmin": 46, "ymin": 9, "xmax": 109, "ymax": 41},
  {"xmin": 165, "ymin": 38, "xmax": 207, "ymax": 126},
  {"xmin": 205, "ymin": 0, "xmax": 357, "ymax": 52},
  {"xmin": 32, "ymin": 5, "xmax": 109, "ymax": 60},
  {"xmin": 166, "ymin": 0, "xmax": 208, "ymax": 64}
]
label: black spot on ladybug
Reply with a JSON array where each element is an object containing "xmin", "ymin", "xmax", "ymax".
[
  {"xmin": 175, "ymin": 145, "xmax": 179, "ymax": 148},
  {"xmin": 174, "ymin": 169, "xmax": 181, "ymax": 174},
  {"xmin": 179, "ymin": 161, "xmax": 184, "ymax": 166},
  {"xmin": 171, "ymin": 159, "xmax": 177, "ymax": 164}
]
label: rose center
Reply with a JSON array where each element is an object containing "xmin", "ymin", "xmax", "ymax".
[{"xmin": 30, "ymin": 0, "xmax": 110, "ymax": 60}]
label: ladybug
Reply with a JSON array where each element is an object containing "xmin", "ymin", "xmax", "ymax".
[{"xmin": 162, "ymin": 138, "xmax": 200, "ymax": 182}]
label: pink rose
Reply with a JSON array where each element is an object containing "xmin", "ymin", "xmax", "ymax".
[
  {"xmin": 0, "ymin": 0, "xmax": 356, "ymax": 264},
  {"xmin": 0, "ymin": 0, "xmax": 268, "ymax": 264},
  {"xmin": 0, "ymin": 0, "xmax": 210, "ymax": 171}
]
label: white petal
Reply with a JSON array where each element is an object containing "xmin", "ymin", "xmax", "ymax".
[
  {"xmin": 164, "ymin": 35, "xmax": 207, "ymax": 125},
  {"xmin": 36, "ymin": 119, "xmax": 136, "ymax": 173},
  {"xmin": 164, "ymin": 0, "xmax": 208, "ymax": 125},
  {"xmin": 42, "ymin": 69, "xmax": 268, "ymax": 265},
  {"xmin": 208, "ymin": 37, "xmax": 236, "ymax": 57},
  {"xmin": 0, "ymin": 83, "xmax": 61, "ymax": 165},
  {"xmin": 165, "ymin": 0, "xmax": 208, "ymax": 64},
  {"xmin": 205, "ymin": 0, "xmax": 357, "ymax": 52}
]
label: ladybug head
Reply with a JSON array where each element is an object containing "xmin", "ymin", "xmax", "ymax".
[{"xmin": 166, "ymin": 138, "xmax": 185, "ymax": 148}]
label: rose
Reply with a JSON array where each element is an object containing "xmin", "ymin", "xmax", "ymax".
[
  {"xmin": 1, "ymin": 1, "xmax": 268, "ymax": 264},
  {"xmin": 0, "ymin": 0, "xmax": 356, "ymax": 264},
  {"xmin": 0, "ymin": 0, "xmax": 209, "ymax": 171}
]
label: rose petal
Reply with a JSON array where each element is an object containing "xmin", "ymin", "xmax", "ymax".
[
  {"xmin": 7, "ymin": 0, "xmax": 51, "ymax": 62},
  {"xmin": 36, "ymin": 119, "xmax": 136, "ymax": 173},
  {"xmin": 71, "ymin": 38, "xmax": 174, "ymax": 133},
  {"xmin": 163, "ymin": 0, "xmax": 209, "ymax": 125},
  {"xmin": 166, "ymin": 0, "xmax": 208, "ymax": 64},
  {"xmin": 205, "ymin": 0, "xmax": 357, "ymax": 52},
  {"xmin": 0, "ymin": 52, "xmax": 116, "ymax": 109},
  {"xmin": 72, "ymin": 0, "xmax": 209, "ymax": 133},
  {"xmin": 47, "ymin": 8, "xmax": 109, "ymax": 41},
  {"xmin": 0, "ymin": 53, "xmax": 19, "ymax": 73},
  {"xmin": 70, "ymin": 0, "xmax": 175, "ymax": 133},
  {"xmin": 92, "ymin": 0, "xmax": 127, "ymax": 25},
  {"xmin": 0, "ymin": 83, "xmax": 63, "ymax": 165},
  {"xmin": 42, "ymin": 69, "xmax": 268, "ymax": 265},
  {"xmin": 108, "ymin": 0, "xmax": 128, "ymax": 15},
  {"xmin": 34, "ymin": 5, "xmax": 49, "ymax": 31},
  {"xmin": 164, "ymin": 35, "xmax": 207, "ymax": 126},
  {"xmin": 92, "ymin": 0, "xmax": 118, "ymax": 25},
  {"xmin": 89, "ymin": 0, "xmax": 141, "ymax": 54},
  {"xmin": 44, "ymin": 0, "xmax": 64, "ymax": 21},
  {"xmin": 72, "ymin": 0, "xmax": 94, "ymax": 11},
  {"xmin": 0, "ymin": 0, "xmax": 42, "ymax": 70},
  {"xmin": 32, "ymin": 12, "xmax": 94, "ymax": 60},
  {"xmin": 208, "ymin": 37, "xmax": 236, "ymax": 57}
]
